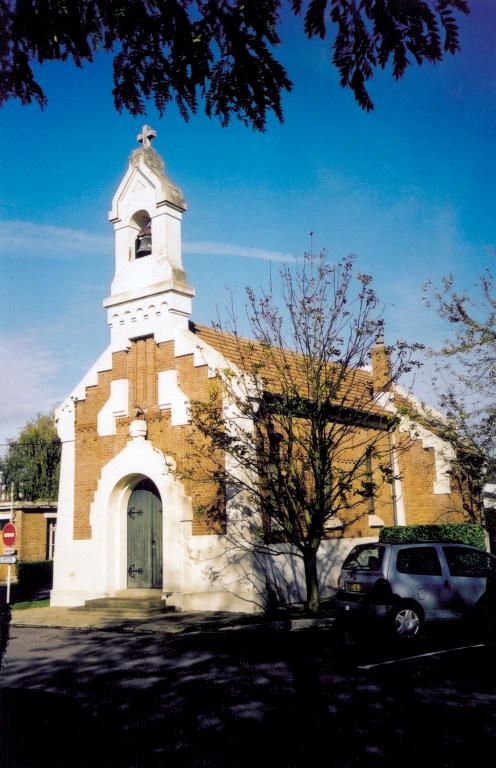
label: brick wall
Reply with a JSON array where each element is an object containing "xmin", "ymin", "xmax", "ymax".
[
  {"xmin": 398, "ymin": 434, "xmax": 467, "ymax": 524},
  {"xmin": 0, "ymin": 505, "xmax": 55, "ymax": 582},
  {"xmin": 325, "ymin": 428, "xmax": 470, "ymax": 540},
  {"xmin": 325, "ymin": 430, "xmax": 397, "ymax": 539}
]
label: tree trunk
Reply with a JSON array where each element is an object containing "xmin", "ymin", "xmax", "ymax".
[{"xmin": 303, "ymin": 548, "xmax": 320, "ymax": 616}]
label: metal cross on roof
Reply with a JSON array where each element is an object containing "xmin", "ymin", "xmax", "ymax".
[{"xmin": 137, "ymin": 125, "xmax": 157, "ymax": 149}]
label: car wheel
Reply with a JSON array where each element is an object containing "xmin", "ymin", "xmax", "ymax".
[{"xmin": 390, "ymin": 603, "xmax": 422, "ymax": 639}]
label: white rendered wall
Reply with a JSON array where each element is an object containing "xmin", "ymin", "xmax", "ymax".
[
  {"xmin": 97, "ymin": 379, "xmax": 129, "ymax": 436},
  {"xmin": 180, "ymin": 534, "xmax": 263, "ymax": 613},
  {"xmin": 105, "ymin": 291, "xmax": 193, "ymax": 353},
  {"xmin": 52, "ymin": 418, "xmax": 264, "ymax": 612},
  {"xmin": 51, "ymin": 398, "xmax": 98, "ymax": 606},
  {"xmin": 264, "ymin": 537, "xmax": 377, "ymax": 606},
  {"xmin": 108, "ymin": 152, "xmax": 186, "ymax": 298}
]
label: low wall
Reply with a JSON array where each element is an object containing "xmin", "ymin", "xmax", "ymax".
[{"xmin": 263, "ymin": 536, "xmax": 377, "ymax": 606}]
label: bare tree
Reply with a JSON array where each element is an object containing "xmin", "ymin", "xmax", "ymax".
[
  {"xmin": 425, "ymin": 270, "xmax": 496, "ymax": 477},
  {"xmin": 184, "ymin": 252, "xmax": 422, "ymax": 614},
  {"xmin": 418, "ymin": 271, "xmax": 496, "ymax": 526}
]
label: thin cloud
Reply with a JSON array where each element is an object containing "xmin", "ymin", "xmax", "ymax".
[
  {"xmin": 0, "ymin": 220, "xmax": 112, "ymax": 259},
  {"xmin": 0, "ymin": 220, "xmax": 295, "ymax": 264},
  {"xmin": 183, "ymin": 240, "xmax": 296, "ymax": 263},
  {"xmin": 0, "ymin": 332, "xmax": 64, "ymax": 447}
]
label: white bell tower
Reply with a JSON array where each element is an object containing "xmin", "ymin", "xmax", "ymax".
[{"xmin": 103, "ymin": 125, "xmax": 195, "ymax": 352}]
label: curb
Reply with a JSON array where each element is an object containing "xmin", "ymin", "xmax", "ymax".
[
  {"xmin": 11, "ymin": 616, "xmax": 336, "ymax": 635},
  {"xmin": 215, "ymin": 617, "xmax": 336, "ymax": 633}
]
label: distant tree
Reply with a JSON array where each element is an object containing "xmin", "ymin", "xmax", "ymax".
[
  {"xmin": 0, "ymin": 412, "xmax": 61, "ymax": 502},
  {"xmin": 184, "ymin": 253, "xmax": 422, "ymax": 614},
  {"xmin": 1, "ymin": 0, "xmax": 469, "ymax": 130}
]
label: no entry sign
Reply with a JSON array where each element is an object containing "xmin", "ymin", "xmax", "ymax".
[{"xmin": 2, "ymin": 523, "xmax": 16, "ymax": 547}]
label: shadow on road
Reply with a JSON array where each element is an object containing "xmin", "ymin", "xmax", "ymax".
[
  {"xmin": 0, "ymin": 622, "xmax": 495, "ymax": 767},
  {"xmin": 0, "ymin": 687, "xmax": 119, "ymax": 767}
]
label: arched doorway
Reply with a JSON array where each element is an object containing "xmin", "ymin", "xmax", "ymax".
[{"xmin": 127, "ymin": 479, "xmax": 163, "ymax": 588}]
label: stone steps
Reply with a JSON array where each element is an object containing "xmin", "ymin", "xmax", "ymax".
[{"xmin": 75, "ymin": 591, "xmax": 176, "ymax": 617}]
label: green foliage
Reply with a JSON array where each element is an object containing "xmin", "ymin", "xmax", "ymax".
[
  {"xmin": 15, "ymin": 560, "xmax": 53, "ymax": 602},
  {"xmin": 379, "ymin": 523, "xmax": 486, "ymax": 550},
  {"xmin": 0, "ymin": 413, "xmax": 61, "ymax": 502},
  {"xmin": 1, "ymin": 1, "xmax": 468, "ymax": 129}
]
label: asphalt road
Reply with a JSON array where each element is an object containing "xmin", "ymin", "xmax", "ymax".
[{"xmin": 1, "ymin": 622, "xmax": 496, "ymax": 768}]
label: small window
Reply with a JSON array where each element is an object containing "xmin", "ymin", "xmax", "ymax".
[
  {"xmin": 444, "ymin": 547, "xmax": 495, "ymax": 578},
  {"xmin": 396, "ymin": 547, "xmax": 442, "ymax": 576},
  {"xmin": 47, "ymin": 520, "xmax": 57, "ymax": 560},
  {"xmin": 343, "ymin": 544, "xmax": 384, "ymax": 571}
]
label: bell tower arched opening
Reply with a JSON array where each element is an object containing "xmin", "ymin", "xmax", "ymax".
[{"xmin": 131, "ymin": 209, "xmax": 152, "ymax": 259}]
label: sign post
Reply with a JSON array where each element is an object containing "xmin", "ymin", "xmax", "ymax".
[
  {"xmin": 3, "ymin": 518, "xmax": 16, "ymax": 606},
  {"xmin": 2, "ymin": 523, "xmax": 17, "ymax": 547},
  {"xmin": 0, "ymin": 555, "xmax": 16, "ymax": 565}
]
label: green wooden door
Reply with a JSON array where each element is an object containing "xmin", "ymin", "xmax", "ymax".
[{"xmin": 127, "ymin": 479, "xmax": 163, "ymax": 588}]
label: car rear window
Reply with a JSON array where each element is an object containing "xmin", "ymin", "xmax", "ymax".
[
  {"xmin": 342, "ymin": 544, "xmax": 385, "ymax": 571},
  {"xmin": 396, "ymin": 546, "xmax": 442, "ymax": 576}
]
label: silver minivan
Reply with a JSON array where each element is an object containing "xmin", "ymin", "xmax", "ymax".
[{"xmin": 336, "ymin": 541, "xmax": 496, "ymax": 638}]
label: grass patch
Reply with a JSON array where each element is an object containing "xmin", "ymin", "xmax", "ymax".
[{"xmin": 12, "ymin": 599, "xmax": 50, "ymax": 611}]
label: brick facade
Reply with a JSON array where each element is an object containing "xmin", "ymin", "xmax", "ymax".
[
  {"xmin": 397, "ymin": 435, "xmax": 467, "ymax": 525},
  {"xmin": 73, "ymin": 338, "xmax": 223, "ymax": 541},
  {"xmin": 70, "ymin": 325, "xmax": 475, "ymax": 574}
]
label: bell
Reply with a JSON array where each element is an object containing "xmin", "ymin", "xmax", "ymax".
[{"xmin": 135, "ymin": 220, "xmax": 152, "ymax": 258}]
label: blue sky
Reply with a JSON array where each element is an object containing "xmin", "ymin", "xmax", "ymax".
[{"xmin": 0, "ymin": 2, "xmax": 495, "ymax": 446}]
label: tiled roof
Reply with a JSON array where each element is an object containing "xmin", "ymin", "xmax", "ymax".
[{"xmin": 191, "ymin": 322, "xmax": 386, "ymax": 417}]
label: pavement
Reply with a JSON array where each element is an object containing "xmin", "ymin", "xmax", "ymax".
[{"xmin": 10, "ymin": 604, "xmax": 336, "ymax": 635}]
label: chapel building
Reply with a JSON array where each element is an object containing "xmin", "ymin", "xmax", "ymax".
[{"xmin": 51, "ymin": 128, "xmax": 477, "ymax": 612}]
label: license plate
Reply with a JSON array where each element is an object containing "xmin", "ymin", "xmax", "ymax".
[{"xmin": 346, "ymin": 582, "xmax": 364, "ymax": 593}]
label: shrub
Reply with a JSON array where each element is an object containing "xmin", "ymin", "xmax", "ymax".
[
  {"xmin": 379, "ymin": 523, "xmax": 486, "ymax": 551},
  {"xmin": 16, "ymin": 560, "xmax": 53, "ymax": 601}
]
